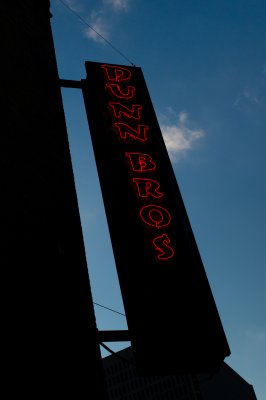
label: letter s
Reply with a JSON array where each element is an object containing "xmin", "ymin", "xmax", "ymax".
[{"xmin": 152, "ymin": 234, "xmax": 175, "ymax": 261}]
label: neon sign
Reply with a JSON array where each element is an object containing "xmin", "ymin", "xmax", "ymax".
[
  {"xmin": 109, "ymin": 102, "xmax": 143, "ymax": 120},
  {"xmin": 82, "ymin": 61, "xmax": 230, "ymax": 375},
  {"xmin": 101, "ymin": 63, "xmax": 175, "ymax": 261},
  {"xmin": 125, "ymin": 152, "xmax": 157, "ymax": 172}
]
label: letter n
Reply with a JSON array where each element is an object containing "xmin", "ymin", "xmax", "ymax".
[
  {"xmin": 109, "ymin": 103, "xmax": 142, "ymax": 120},
  {"xmin": 114, "ymin": 123, "xmax": 149, "ymax": 142}
]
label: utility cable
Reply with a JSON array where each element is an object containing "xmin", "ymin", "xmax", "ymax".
[
  {"xmin": 100, "ymin": 342, "xmax": 135, "ymax": 366},
  {"xmin": 56, "ymin": 0, "xmax": 136, "ymax": 66},
  {"xmin": 93, "ymin": 302, "xmax": 126, "ymax": 317}
]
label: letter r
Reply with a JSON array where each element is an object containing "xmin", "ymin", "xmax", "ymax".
[{"xmin": 132, "ymin": 178, "xmax": 164, "ymax": 199}]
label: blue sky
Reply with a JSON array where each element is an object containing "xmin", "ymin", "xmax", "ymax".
[{"xmin": 50, "ymin": 0, "xmax": 265, "ymax": 397}]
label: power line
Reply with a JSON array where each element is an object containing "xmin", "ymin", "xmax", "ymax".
[
  {"xmin": 93, "ymin": 302, "xmax": 126, "ymax": 317},
  {"xmin": 56, "ymin": 0, "xmax": 136, "ymax": 66},
  {"xmin": 100, "ymin": 342, "xmax": 135, "ymax": 366}
]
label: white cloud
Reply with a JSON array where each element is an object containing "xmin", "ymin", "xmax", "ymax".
[
  {"xmin": 160, "ymin": 111, "xmax": 205, "ymax": 162},
  {"xmin": 245, "ymin": 91, "xmax": 259, "ymax": 104},
  {"xmin": 178, "ymin": 111, "xmax": 187, "ymax": 124},
  {"xmin": 84, "ymin": 11, "xmax": 110, "ymax": 42},
  {"xmin": 104, "ymin": 0, "xmax": 130, "ymax": 11},
  {"xmin": 234, "ymin": 89, "xmax": 259, "ymax": 107},
  {"xmin": 83, "ymin": 0, "xmax": 131, "ymax": 43},
  {"xmin": 63, "ymin": 0, "xmax": 82, "ymax": 12}
]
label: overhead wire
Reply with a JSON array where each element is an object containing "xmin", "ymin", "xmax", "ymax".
[
  {"xmin": 93, "ymin": 301, "xmax": 126, "ymax": 317},
  {"xmin": 56, "ymin": 0, "xmax": 137, "ymax": 366},
  {"xmin": 56, "ymin": 0, "xmax": 136, "ymax": 66},
  {"xmin": 94, "ymin": 303, "xmax": 130, "ymax": 364},
  {"xmin": 95, "ymin": 304, "xmax": 130, "ymax": 365},
  {"xmin": 100, "ymin": 342, "xmax": 135, "ymax": 366}
]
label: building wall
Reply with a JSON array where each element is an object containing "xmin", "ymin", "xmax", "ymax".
[
  {"xmin": 102, "ymin": 347, "xmax": 257, "ymax": 400},
  {"xmin": 198, "ymin": 364, "xmax": 257, "ymax": 400},
  {"xmin": 103, "ymin": 347, "xmax": 203, "ymax": 400},
  {"xmin": 1, "ymin": 2, "xmax": 107, "ymax": 398}
]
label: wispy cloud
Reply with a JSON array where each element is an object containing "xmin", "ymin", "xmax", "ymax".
[
  {"xmin": 159, "ymin": 111, "xmax": 205, "ymax": 162},
  {"xmin": 104, "ymin": 0, "xmax": 130, "ymax": 11},
  {"xmin": 244, "ymin": 328, "xmax": 266, "ymax": 343},
  {"xmin": 62, "ymin": 0, "xmax": 83, "ymax": 12},
  {"xmin": 84, "ymin": 0, "xmax": 130, "ymax": 43},
  {"xmin": 234, "ymin": 89, "xmax": 259, "ymax": 107},
  {"xmin": 84, "ymin": 10, "xmax": 111, "ymax": 42}
]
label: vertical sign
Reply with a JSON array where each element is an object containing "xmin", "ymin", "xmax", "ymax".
[{"xmin": 82, "ymin": 61, "xmax": 230, "ymax": 374}]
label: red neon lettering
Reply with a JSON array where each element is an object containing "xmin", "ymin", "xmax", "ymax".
[
  {"xmin": 152, "ymin": 234, "xmax": 175, "ymax": 260},
  {"xmin": 125, "ymin": 152, "xmax": 157, "ymax": 172},
  {"xmin": 114, "ymin": 123, "xmax": 149, "ymax": 142},
  {"xmin": 132, "ymin": 178, "xmax": 163, "ymax": 199},
  {"xmin": 109, "ymin": 102, "xmax": 142, "ymax": 120},
  {"xmin": 139, "ymin": 205, "xmax": 171, "ymax": 229},
  {"xmin": 101, "ymin": 64, "xmax": 132, "ymax": 82},
  {"xmin": 106, "ymin": 84, "xmax": 136, "ymax": 99}
]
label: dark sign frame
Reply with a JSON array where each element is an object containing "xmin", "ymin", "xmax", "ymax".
[{"xmin": 82, "ymin": 61, "xmax": 230, "ymax": 374}]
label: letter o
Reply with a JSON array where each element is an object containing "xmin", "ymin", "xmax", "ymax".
[{"xmin": 139, "ymin": 205, "xmax": 171, "ymax": 229}]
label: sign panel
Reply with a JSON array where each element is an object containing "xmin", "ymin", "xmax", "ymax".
[{"xmin": 82, "ymin": 61, "xmax": 230, "ymax": 374}]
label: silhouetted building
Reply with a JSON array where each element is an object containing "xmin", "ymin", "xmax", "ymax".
[
  {"xmin": 102, "ymin": 347, "xmax": 257, "ymax": 400},
  {"xmin": 1, "ymin": 2, "xmax": 107, "ymax": 398},
  {"xmin": 198, "ymin": 363, "xmax": 257, "ymax": 400}
]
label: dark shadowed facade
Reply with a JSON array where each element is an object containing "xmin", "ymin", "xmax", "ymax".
[
  {"xmin": 1, "ymin": 2, "xmax": 107, "ymax": 398},
  {"xmin": 102, "ymin": 347, "xmax": 257, "ymax": 400}
]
